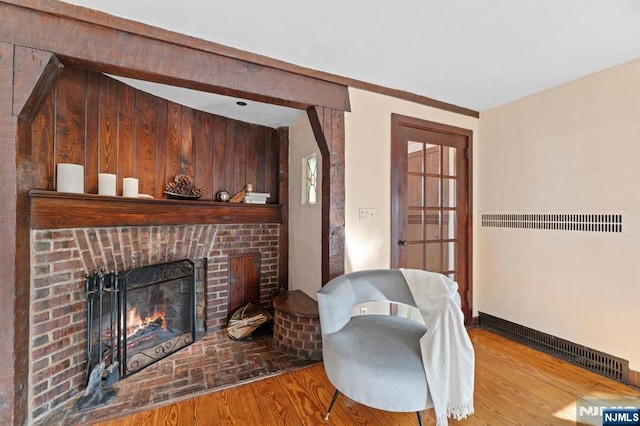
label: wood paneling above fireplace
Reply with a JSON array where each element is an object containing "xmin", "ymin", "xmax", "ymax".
[{"xmin": 31, "ymin": 68, "xmax": 282, "ymax": 202}]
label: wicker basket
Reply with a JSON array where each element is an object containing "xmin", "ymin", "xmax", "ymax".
[{"xmin": 227, "ymin": 303, "xmax": 272, "ymax": 340}]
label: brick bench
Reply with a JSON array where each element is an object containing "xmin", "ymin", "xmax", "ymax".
[{"xmin": 272, "ymin": 290, "xmax": 322, "ymax": 360}]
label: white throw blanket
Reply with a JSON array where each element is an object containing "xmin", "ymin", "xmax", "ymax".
[{"xmin": 400, "ymin": 269, "xmax": 475, "ymax": 426}]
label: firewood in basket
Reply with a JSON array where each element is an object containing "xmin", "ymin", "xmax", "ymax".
[{"xmin": 227, "ymin": 303, "xmax": 272, "ymax": 340}]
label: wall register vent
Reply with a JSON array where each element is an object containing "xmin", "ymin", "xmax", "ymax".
[
  {"xmin": 478, "ymin": 313, "xmax": 629, "ymax": 384},
  {"xmin": 481, "ymin": 213, "xmax": 622, "ymax": 233}
]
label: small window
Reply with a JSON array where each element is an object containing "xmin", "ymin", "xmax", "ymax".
[{"xmin": 302, "ymin": 153, "xmax": 317, "ymax": 205}]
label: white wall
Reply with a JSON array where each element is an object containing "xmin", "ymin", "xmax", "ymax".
[
  {"xmin": 288, "ymin": 114, "xmax": 323, "ymax": 299},
  {"xmin": 287, "ymin": 89, "xmax": 479, "ymax": 303},
  {"xmin": 343, "ymin": 88, "xmax": 479, "ymax": 290},
  {"xmin": 478, "ymin": 58, "xmax": 640, "ymax": 371}
]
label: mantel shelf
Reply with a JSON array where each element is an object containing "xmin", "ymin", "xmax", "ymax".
[{"xmin": 29, "ymin": 190, "xmax": 282, "ymax": 229}]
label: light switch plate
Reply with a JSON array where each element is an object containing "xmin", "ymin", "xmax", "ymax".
[{"xmin": 359, "ymin": 208, "xmax": 375, "ymax": 222}]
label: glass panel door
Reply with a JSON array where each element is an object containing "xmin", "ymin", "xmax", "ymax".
[
  {"xmin": 406, "ymin": 143, "xmax": 458, "ymax": 277},
  {"xmin": 391, "ymin": 114, "xmax": 471, "ymax": 324}
]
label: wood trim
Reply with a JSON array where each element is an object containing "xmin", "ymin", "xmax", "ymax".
[
  {"xmin": 342, "ymin": 78, "xmax": 478, "ymax": 118},
  {"xmin": 390, "ymin": 113, "xmax": 474, "ymax": 323},
  {"xmin": 630, "ymin": 369, "xmax": 640, "ymax": 389},
  {"xmin": 30, "ymin": 190, "xmax": 283, "ymax": 229},
  {"xmin": 0, "ymin": 41, "xmax": 28, "ymax": 426},
  {"xmin": 12, "ymin": 46, "xmax": 63, "ymax": 122},
  {"xmin": 0, "ymin": 1, "xmax": 349, "ymax": 112},
  {"xmin": 392, "ymin": 113, "xmax": 476, "ymax": 136},
  {"xmin": 0, "ymin": 0, "xmax": 479, "ymax": 118},
  {"xmin": 307, "ymin": 106, "xmax": 345, "ymax": 284},
  {"xmin": 277, "ymin": 127, "xmax": 290, "ymax": 290}
]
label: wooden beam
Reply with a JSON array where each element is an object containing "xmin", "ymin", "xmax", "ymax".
[
  {"xmin": 0, "ymin": 0, "xmax": 478, "ymax": 118},
  {"xmin": 0, "ymin": 1, "xmax": 350, "ymax": 112},
  {"xmin": 0, "ymin": 41, "xmax": 28, "ymax": 426},
  {"xmin": 12, "ymin": 47, "xmax": 63, "ymax": 122},
  {"xmin": 277, "ymin": 127, "xmax": 290, "ymax": 290},
  {"xmin": 307, "ymin": 106, "xmax": 345, "ymax": 284}
]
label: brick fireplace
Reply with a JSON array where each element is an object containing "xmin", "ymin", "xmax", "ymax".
[
  {"xmin": 1, "ymin": 3, "xmax": 351, "ymax": 423},
  {"xmin": 29, "ymin": 223, "xmax": 280, "ymax": 422}
]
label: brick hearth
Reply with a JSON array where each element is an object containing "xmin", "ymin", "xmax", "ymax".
[
  {"xmin": 34, "ymin": 327, "xmax": 317, "ymax": 425},
  {"xmin": 29, "ymin": 223, "xmax": 281, "ymax": 423}
]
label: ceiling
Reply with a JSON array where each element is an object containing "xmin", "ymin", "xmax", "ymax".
[{"xmin": 62, "ymin": 0, "xmax": 640, "ymax": 127}]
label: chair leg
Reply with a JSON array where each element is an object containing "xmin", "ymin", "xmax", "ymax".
[
  {"xmin": 324, "ymin": 389, "xmax": 340, "ymax": 421},
  {"xmin": 417, "ymin": 410, "xmax": 424, "ymax": 426}
]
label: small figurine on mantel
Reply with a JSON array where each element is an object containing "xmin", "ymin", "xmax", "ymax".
[
  {"xmin": 229, "ymin": 190, "xmax": 246, "ymax": 203},
  {"xmin": 216, "ymin": 190, "xmax": 230, "ymax": 202},
  {"xmin": 229, "ymin": 183, "xmax": 254, "ymax": 203}
]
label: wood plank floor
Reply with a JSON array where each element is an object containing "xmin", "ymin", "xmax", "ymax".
[{"xmin": 93, "ymin": 329, "xmax": 640, "ymax": 425}]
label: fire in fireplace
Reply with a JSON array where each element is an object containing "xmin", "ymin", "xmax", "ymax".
[{"xmin": 77, "ymin": 259, "xmax": 197, "ymax": 411}]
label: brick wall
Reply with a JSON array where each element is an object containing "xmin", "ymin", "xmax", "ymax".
[
  {"xmin": 273, "ymin": 310, "xmax": 322, "ymax": 360},
  {"xmin": 29, "ymin": 223, "xmax": 280, "ymax": 422}
]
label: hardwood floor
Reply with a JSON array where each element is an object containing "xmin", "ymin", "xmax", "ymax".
[{"xmin": 94, "ymin": 329, "xmax": 640, "ymax": 425}]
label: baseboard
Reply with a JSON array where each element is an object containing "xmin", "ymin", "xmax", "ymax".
[
  {"xmin": 630, "ymin": 369, "xmax": 640, "ymax": 389},
  {"xmin": 478, "ymin": 312, "xmax": 630, "ymax": 385},
  {"xmin": 469, "ymin": 315, "xmax": 479, "ymax": 328}
]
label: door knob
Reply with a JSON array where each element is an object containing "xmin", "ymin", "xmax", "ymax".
[{"xmin": 400, "ymin": 240, "xmax": 409, "ymax": 247}]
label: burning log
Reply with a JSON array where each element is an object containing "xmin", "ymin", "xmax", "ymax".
[
  {"xmin": 126, "ymin": 334, "xmax": 156, "ymax": 350},
  {"xmin": 126, "ymin": 317, "xmax": 183, "ymax": 351}
]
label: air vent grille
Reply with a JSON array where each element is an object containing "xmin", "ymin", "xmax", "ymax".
[
  {"xmin": 478, "ymin": 313, "xmax": 629, "ymax": 383},
  {"xmin": 481, "ymin": 213, "xmax": 622, "ymax": 233}
]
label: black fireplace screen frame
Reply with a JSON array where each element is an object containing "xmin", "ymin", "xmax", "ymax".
[
  {"xmin": 78, "ymin": 258, "xmax": 198, "ymax": 412},
  {"xmin": 117, "ymin": 258, "xmax": 197, "ymax": 378}
]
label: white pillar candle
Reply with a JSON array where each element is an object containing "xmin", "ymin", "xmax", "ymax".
[
  {"xmin": 123, "ymin": 177, "xmax": 139, "ymax": 198},
  {"xmin": 98, "ymin": 173, "xmax": 117, "ymax": 196},
  {"xmin": 56, "ymin": 163, "xmax": 84, "ymax": 193}
]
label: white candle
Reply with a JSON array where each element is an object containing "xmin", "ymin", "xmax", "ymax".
[
  {"xmin": 56, "ymin": 163, "xmax": 84, "ymax": 193},
  {"xmin": 98, "ymin": 173, "xmax": 117, "ymax": 196},
  {"xmin": 123, "ymin": 177, "xmax": 139, "ymax": 198}
]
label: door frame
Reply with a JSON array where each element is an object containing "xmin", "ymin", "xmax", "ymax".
[{"xmin": 390, "ymin": 113, "xmax": 474, "ymax": 323}]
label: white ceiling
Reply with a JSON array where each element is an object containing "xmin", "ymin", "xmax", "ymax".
[
  {"xmin": 63, "ymin": 0, "xmax": 640, "ymax": 126},
  {"xmin": 108, "ymin": 75, "xmax": 305, "ymax": 128}
]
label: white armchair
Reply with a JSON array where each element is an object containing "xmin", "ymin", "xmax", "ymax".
[{"xmin": 317, "ymin": 269, "xmax": 463, "ymax": 425}]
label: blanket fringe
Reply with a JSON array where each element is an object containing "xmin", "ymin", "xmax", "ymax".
[{"xmin": 436, "ymin": 401, "xmax": 474, "ymax": 426}]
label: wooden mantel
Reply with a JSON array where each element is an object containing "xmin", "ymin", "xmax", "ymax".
[{"xmin": 30, "ymin": 190, "xmax": 282, "ymax": 229}]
